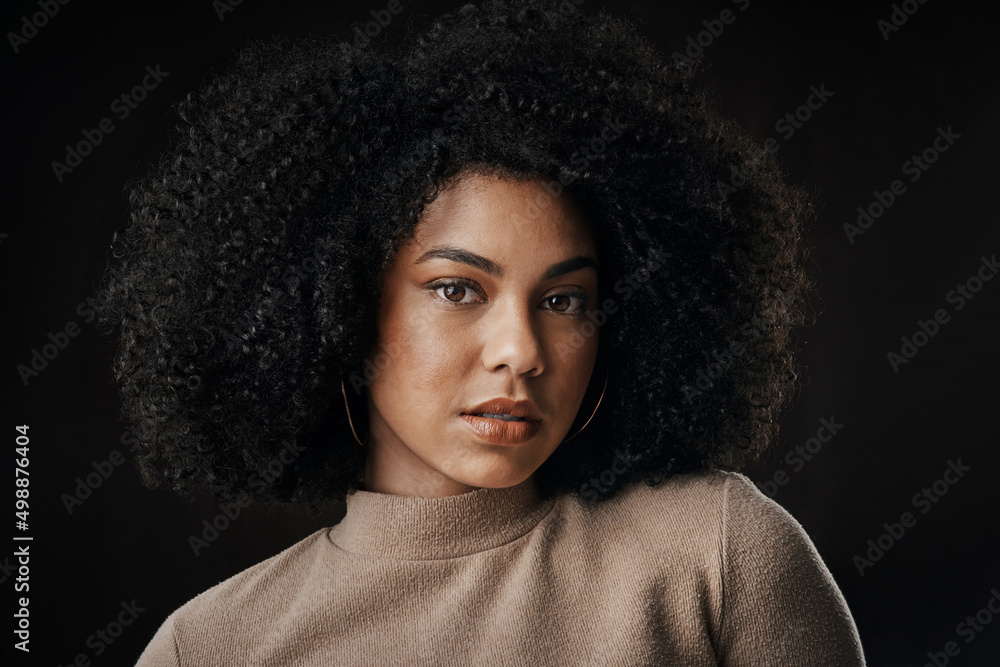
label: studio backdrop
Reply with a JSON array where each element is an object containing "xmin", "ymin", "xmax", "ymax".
[{"xmin": 3, "ymin": 0, "xmax": 998, "ymax": 664}]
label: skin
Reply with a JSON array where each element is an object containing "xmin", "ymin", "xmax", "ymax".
[{"xmin": 360, "ymin": 171, "xmax": 601, "ymax": 497}]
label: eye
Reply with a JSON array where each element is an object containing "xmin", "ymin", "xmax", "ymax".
[
  {"xmin": 429, "ymin": 278, "xmax": 484, "ymax": 305},
  {"xmin": 428, "ymin": 279, "xmax": 589, "ymax": 315},
  {"xmin": 543, "ymin": 291, "xmax": 589, "ymax": 315}
]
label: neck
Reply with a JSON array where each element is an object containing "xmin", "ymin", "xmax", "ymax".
[
  {"xmin": 362, "ymin": 433, "xmax": 482, "ymax": 498},
  {"xmin": 330, "ymin": 473, "xmax": 554, "ymax": 560}
]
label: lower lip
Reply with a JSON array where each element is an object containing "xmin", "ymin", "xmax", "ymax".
[{"xmin": 460, "ymin": 414, "xmax": 541, "ymax": 445}]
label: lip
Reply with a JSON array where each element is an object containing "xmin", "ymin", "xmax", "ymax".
[
  {"xmin": 460, "ymin": 397, "xmax": 543, "ymax": 446},
  {"xmin": 461, "ymin": 414, "xmax": 542, "ymax": 445},
  {"xmin": 461, "ymin": 398, "xmax": 543, "ymax": 422}
]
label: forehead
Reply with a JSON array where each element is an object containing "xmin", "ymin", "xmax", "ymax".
[{"xmin": 409, "ymin": 172, "xmax": 596, "ymax": 255}]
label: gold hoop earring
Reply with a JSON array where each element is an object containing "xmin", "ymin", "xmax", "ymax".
[
  {"xmin": 340, "ymin": 378, "xmax": 368, "ymax": 446},
  {"xmin": 561, "ymin": 368, "xmax": 608, "ymax": 443}
]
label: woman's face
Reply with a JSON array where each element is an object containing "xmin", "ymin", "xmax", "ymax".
[{"xmin": 361, "ymin": 172, "xmax": 601, "ymax": 497}]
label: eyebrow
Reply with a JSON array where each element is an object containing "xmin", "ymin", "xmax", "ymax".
[{"xmin": 414, "ymin": 245, "xmax": 598, "ymax": 280}]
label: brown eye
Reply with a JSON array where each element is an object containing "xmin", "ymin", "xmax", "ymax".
[
  {"xmin": 548, "ymin": 295, "xmax": 572, "ymax": 312},
  {"xmin": 442, "ymin": 284, "xmax": 467, "ymax": 303},
  {"xmin": 428, "ymin": 278, "xmax": 483, "ymax": 305},
  {"xmin": 428, "ymin": 279, "xmax": 588, "ymax": 314},
  {"xmin": 543, "ymin": 291, "xmax": 589, "ymax": 315}
]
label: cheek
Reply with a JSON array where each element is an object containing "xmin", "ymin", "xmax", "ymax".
[
  {"xmin": 557, "ymin": 325, "xmax": 600, "ymax": 401},
  {"xmin": 371, "ymin": 301, "xmax": 474, "ymax": 405},
  {"xmin": 559, "ymin": 317, "xmax": 600, "ymax": 365},
  {"xmin": 570, "ymin": 341, "xmax": 599, "ymax": 384}
]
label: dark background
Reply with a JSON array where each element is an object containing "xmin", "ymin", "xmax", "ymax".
[{"xmin": 3, "ymin": 0, "xmax": 997, "ymax": 664}]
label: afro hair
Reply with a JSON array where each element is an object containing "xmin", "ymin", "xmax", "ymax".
[{"xmin": 96, "ymin": 0, "xmax": 816, "ymax": 507}]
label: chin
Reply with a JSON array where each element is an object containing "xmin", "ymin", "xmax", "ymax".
[{"xmin": 451, "ymin": 462, "xmax": 536, "ymax": 490}]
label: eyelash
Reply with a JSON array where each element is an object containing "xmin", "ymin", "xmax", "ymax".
[{"xmin": 427, "ymin": 278, "xmax": 590, "ymax": 316}]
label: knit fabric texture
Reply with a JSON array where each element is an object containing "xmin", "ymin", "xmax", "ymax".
[{"xmin": 134, "ymin": 470, "xmax": 866, "ymax": 665}]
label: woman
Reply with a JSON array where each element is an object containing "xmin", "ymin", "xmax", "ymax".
[{"xmin": 98, "ymin": 0, "xmax": 866, "ymax": 663}]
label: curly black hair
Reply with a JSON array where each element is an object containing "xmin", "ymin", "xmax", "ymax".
[{"xmin": 96, "ymin": 0, "xmax": 816, "ymax": 508}]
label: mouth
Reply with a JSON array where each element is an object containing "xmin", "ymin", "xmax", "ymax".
[
  {"xmin": 461, "ymin": 397, "xmax": 543, "ymax": 422},
  {"xmin": 460, "ymin": 412, "xmax": 542, "ymax": 445},
  {"xmin": 469, "ymin": 413, "xmax": 529, "ymax": 422}
]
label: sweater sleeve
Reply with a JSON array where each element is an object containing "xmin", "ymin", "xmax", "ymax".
[
  {"xmin": 715, "ymin": 473, "xmax": 866, "ymax": 666},
  {"xmin": 134, "ymin": 613, "xmax": 182, "ymax": 666}
]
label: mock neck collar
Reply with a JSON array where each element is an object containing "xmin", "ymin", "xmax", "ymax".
[{"xmin": 328, "ymin": 474, "xmax": 556, "ymax": 560}]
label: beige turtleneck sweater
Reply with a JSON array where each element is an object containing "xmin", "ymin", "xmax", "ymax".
[{"xmin": 134, "ymin": 470, "xmax": 866, "ymax": 665}]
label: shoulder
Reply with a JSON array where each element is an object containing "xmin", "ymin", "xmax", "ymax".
[
  {"xmin": 695, "ymin": 474, "xmax": 868, "ymax": 664},
  {"xmin": 576, "ymin": 470, "xmax": 865, "ymax": 663},
  {"xmin": 579, "ymin": 467, "xmax": 768, "ymax": 512},
  {"xmin": 567, "ymin": 469, "xmax": 769, "ymax": 547},
  {"xmin": 595, "ymin": 468, "xmax": 810, "ymax": 549},
  {"xmin": 554, "ymin": 469, "xmax": 763, "ymax": 585},
  {"xmin": 177, "ymin": 527, "xmax": 330, "ymax": 620},
  {"xmin": 591, "ymin": 467, "xmax": 837, "ymax": 594},
  {"xmin": 135, "ymin": 528, "xmax": 332, "ymax": 665}
]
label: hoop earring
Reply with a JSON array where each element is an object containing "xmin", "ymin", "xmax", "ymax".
[
  {"xmin": 341, "ymin": 378, "xmax": 369, "ymax": 446},
  {"xmin": 561, "ymin": 368, "xmax": 608, "ymax": 443}
]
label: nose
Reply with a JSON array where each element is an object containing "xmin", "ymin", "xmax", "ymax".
[{"xmin": 480, "ymin": 297, "xmax": 545, "ymax": 378}]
